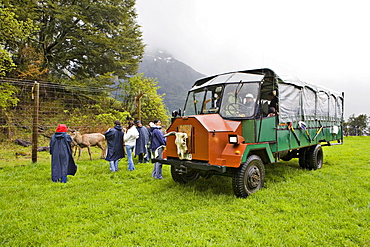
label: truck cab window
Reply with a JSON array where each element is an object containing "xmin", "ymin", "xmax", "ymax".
[
  {"xmin": 219, "ymin": 83, "xmax": 259, "ymax": 118},
  {"xmin": 184, "ymin": 91, "xmax": 205, "ymax": 116},
  {"xmin": 184, "ymin": 86, "xmax": 223, "ymax": 116}
]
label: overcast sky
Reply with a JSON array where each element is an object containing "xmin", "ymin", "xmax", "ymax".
[{"xmin": 135, "ymin": 0, "xmax": 370, "ymax": 119}]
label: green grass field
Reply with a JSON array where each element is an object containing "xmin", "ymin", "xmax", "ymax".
[{"xmin": 1, "ymin": 136, "xmax": 369, "ymax": 246}]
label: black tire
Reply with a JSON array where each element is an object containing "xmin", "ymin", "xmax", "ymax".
[
  {"xmin": 171, "ymin": 166, "xmax": 200, "ymax": 184},
  {"xmin": 307, "ymin": 144, "xmax": 323, "ymax": 170},
  {"xmin": 299, "ymin": 147, "xmax": 309, "ymax": 169},
  {"xmin": 232, "ymin": 155, "xmax": 265, "ymax": 198}
]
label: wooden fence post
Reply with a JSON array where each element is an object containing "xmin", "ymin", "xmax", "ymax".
[
  {"xmin": 135, "ymin": 92, "xmax": 144, "ymax": 121},
  {"xmin": 32, "ymin": 82, "xmax": 39, "ymax": 163}
]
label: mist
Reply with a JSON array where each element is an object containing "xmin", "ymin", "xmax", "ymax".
[{"xmin": 136, "ymin": 0, "xmax": 370, "ymax": 119}]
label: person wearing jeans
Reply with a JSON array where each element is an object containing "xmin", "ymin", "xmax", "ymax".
[
  {"xmin": 104, "ymin": 120, "xmax": 125, "ymax": 172},
  {"xmin": 135, "ymin": 120, "xmax": 151, "ymax": 163},
  {"xmin": 125, "ymin": 145, "xmax": 135, "ymax": 170},
  {"xmin": 109, "ymin": 160, "xmax": 119, "ymax": 172},
  {"xmin": 152, "ymin": 145, "xmax": 165, "ymax": 179},
  {"xmin": 124, "ymin": 120, "xmax": 139, "ymax": 171},
  {"xmin": 150, "ymin": 119, "xmax": 166, "ymax": 179}
]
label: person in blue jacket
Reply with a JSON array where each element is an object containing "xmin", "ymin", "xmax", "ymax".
[
  {"xmin": 135, "ymin": 120, "xmax": 151, "ymax": 163},
  {"xmin": 50, "ymin": 124, "xmax": 77, "ymax": 183},
  {"xmin": 150, "ymin": 119, "xmax": 166, "ymax": 179},
  {"xmin": 104, "ymin": 120, "xmax": 125, "ymax": 172}
]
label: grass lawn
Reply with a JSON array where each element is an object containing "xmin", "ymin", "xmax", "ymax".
[{"xmin": 0, "ymin": 136, "xmax": 369, "ymax": 246}]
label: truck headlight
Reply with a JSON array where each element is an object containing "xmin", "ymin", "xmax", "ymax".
[{"xmin": 229, "ymin": 134, "xmax": 238, "ymax": 144}]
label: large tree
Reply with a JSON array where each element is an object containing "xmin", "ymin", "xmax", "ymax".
[
  {"xmin": 0, "ymin": 7, "xmax": 36, "ymax": 138},
  {"xmin": 119, "ymin": 74, "xmax": 169, "ymax": 125},
  {"xmin": 345, "ymin": 114, "xmax": 369, "ymax": 136},
  {"xmin": 3, "ymin": 0, "xmax": 144, "ymax": 80},
  {"xmin": 0, "ymin": 7, "xmax": 36, "ymax": 76}
]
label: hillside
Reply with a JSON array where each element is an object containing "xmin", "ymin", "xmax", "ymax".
[{"xmin": 138, "ymin": 50, "xmax": 205, "ymax": 112}]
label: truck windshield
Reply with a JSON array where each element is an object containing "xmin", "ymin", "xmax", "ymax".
[{"xmin": 184, "ymin": 82, "xmax": 260, "ymax": 118}]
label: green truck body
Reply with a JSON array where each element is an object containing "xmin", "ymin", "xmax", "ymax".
[{"xmin": 158, "ymin": 68, "xmax": 344, "ymax": 198}]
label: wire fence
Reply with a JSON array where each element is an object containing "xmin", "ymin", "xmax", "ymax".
[{"xmin": 0, "ymin": 78, "xmax": 121, "ymax": 149}]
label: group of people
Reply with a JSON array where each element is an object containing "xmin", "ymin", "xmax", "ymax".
[{"xmin": 50, "ymin": 119, "xmax": 166, "ymax": 183}]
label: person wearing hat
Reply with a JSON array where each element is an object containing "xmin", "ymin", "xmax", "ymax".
[
  {"xmin": 239, "ymin": 93, "xmax": 256, "ymax": 117},
  {"xmin": 244, "ymin": 93, "xmax": 255, "ymax": 107},
  {"xmin": 49, "ymin": 124, "xmax": 77, "ymax": 183},
  {"xmin": 104, "ymin": 120, "xmax": 125, "ymax": 172},
  {"xmin": 135, "ymin": 120, "xmax": 151, "ymax": 163}
]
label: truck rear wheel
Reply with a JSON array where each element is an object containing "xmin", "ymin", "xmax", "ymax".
[
  {"xmin": 171, "ymin": 166, "xmax": 200, "ymax": 184},
  {"xmin": 232, "ymin": 155, "xmax": 265, "ymax": 198},
  {"xmin": 299, "ymin": 147, "xmax": 309, "ymax": 169},
  {"xmin": 307, "ymin": 144, "xmax": 323, "ymax": 170}
]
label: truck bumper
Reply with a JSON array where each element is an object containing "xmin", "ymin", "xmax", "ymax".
[{"xmin": 152, "ymin": 158, "xmax": 227, "ymax": 173}]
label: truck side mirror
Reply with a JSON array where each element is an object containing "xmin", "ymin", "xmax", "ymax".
[
  {"xmin": 172, "ymin": 110, "xmax": 179, "ymax": 118},
  {"xmin": 172, "ymin": 109, "xmax": 182, "ymax": 118}
]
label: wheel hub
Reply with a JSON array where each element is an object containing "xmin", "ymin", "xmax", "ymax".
[{"xmin": 247, "ymin": 166, "xmax": 261, "ymax": 188}]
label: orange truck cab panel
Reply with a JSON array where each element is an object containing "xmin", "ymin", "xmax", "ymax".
[{"xmin": 164, "ymin": 114, "xmax": 246, "ymax": 168}]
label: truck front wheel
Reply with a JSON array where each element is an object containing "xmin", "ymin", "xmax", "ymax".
[
  {"xmin": 171, "ymin": 166, "xmax": 200, "ymax": 184},
  {"xmin": 232, "ymin": 155, "xmax": 265, "ymax": 198}
]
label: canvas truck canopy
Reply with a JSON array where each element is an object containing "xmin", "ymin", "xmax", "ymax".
[
  {"xmin": 189, "ymin": 68, "xmax": 344, "ymax": 123},
  {"xmin": 278, "ymin": 74, "xmax": 344, "ymax": 123}
]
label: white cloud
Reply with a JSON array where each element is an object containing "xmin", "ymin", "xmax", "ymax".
[{"xmin": 136, "ymin": 0, "xmax": 370, "ymax": 119}]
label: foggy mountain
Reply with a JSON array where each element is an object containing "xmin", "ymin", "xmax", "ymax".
[{"xmin": 138, "ymin": 49, "xmax": 205, "ymax": 112}]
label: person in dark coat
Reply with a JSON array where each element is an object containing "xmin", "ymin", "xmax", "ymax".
[
  {"xmin": 268, "ymin": 91, "xmax": 278, "ymax": 115},
  {"xmin": 104, "ymin": 120, "xmax": 125, "ymax": 172},
  {"xmin": 50, "ymin": 124, "xmax": 77, "ymax": 183},
  {"xmin": 150, "ymin": 119, "xmax": 166, "ymax": 179},
  {"xmin": 135, "ymin": 120, "xmax": 151, "ymax": 163}
]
